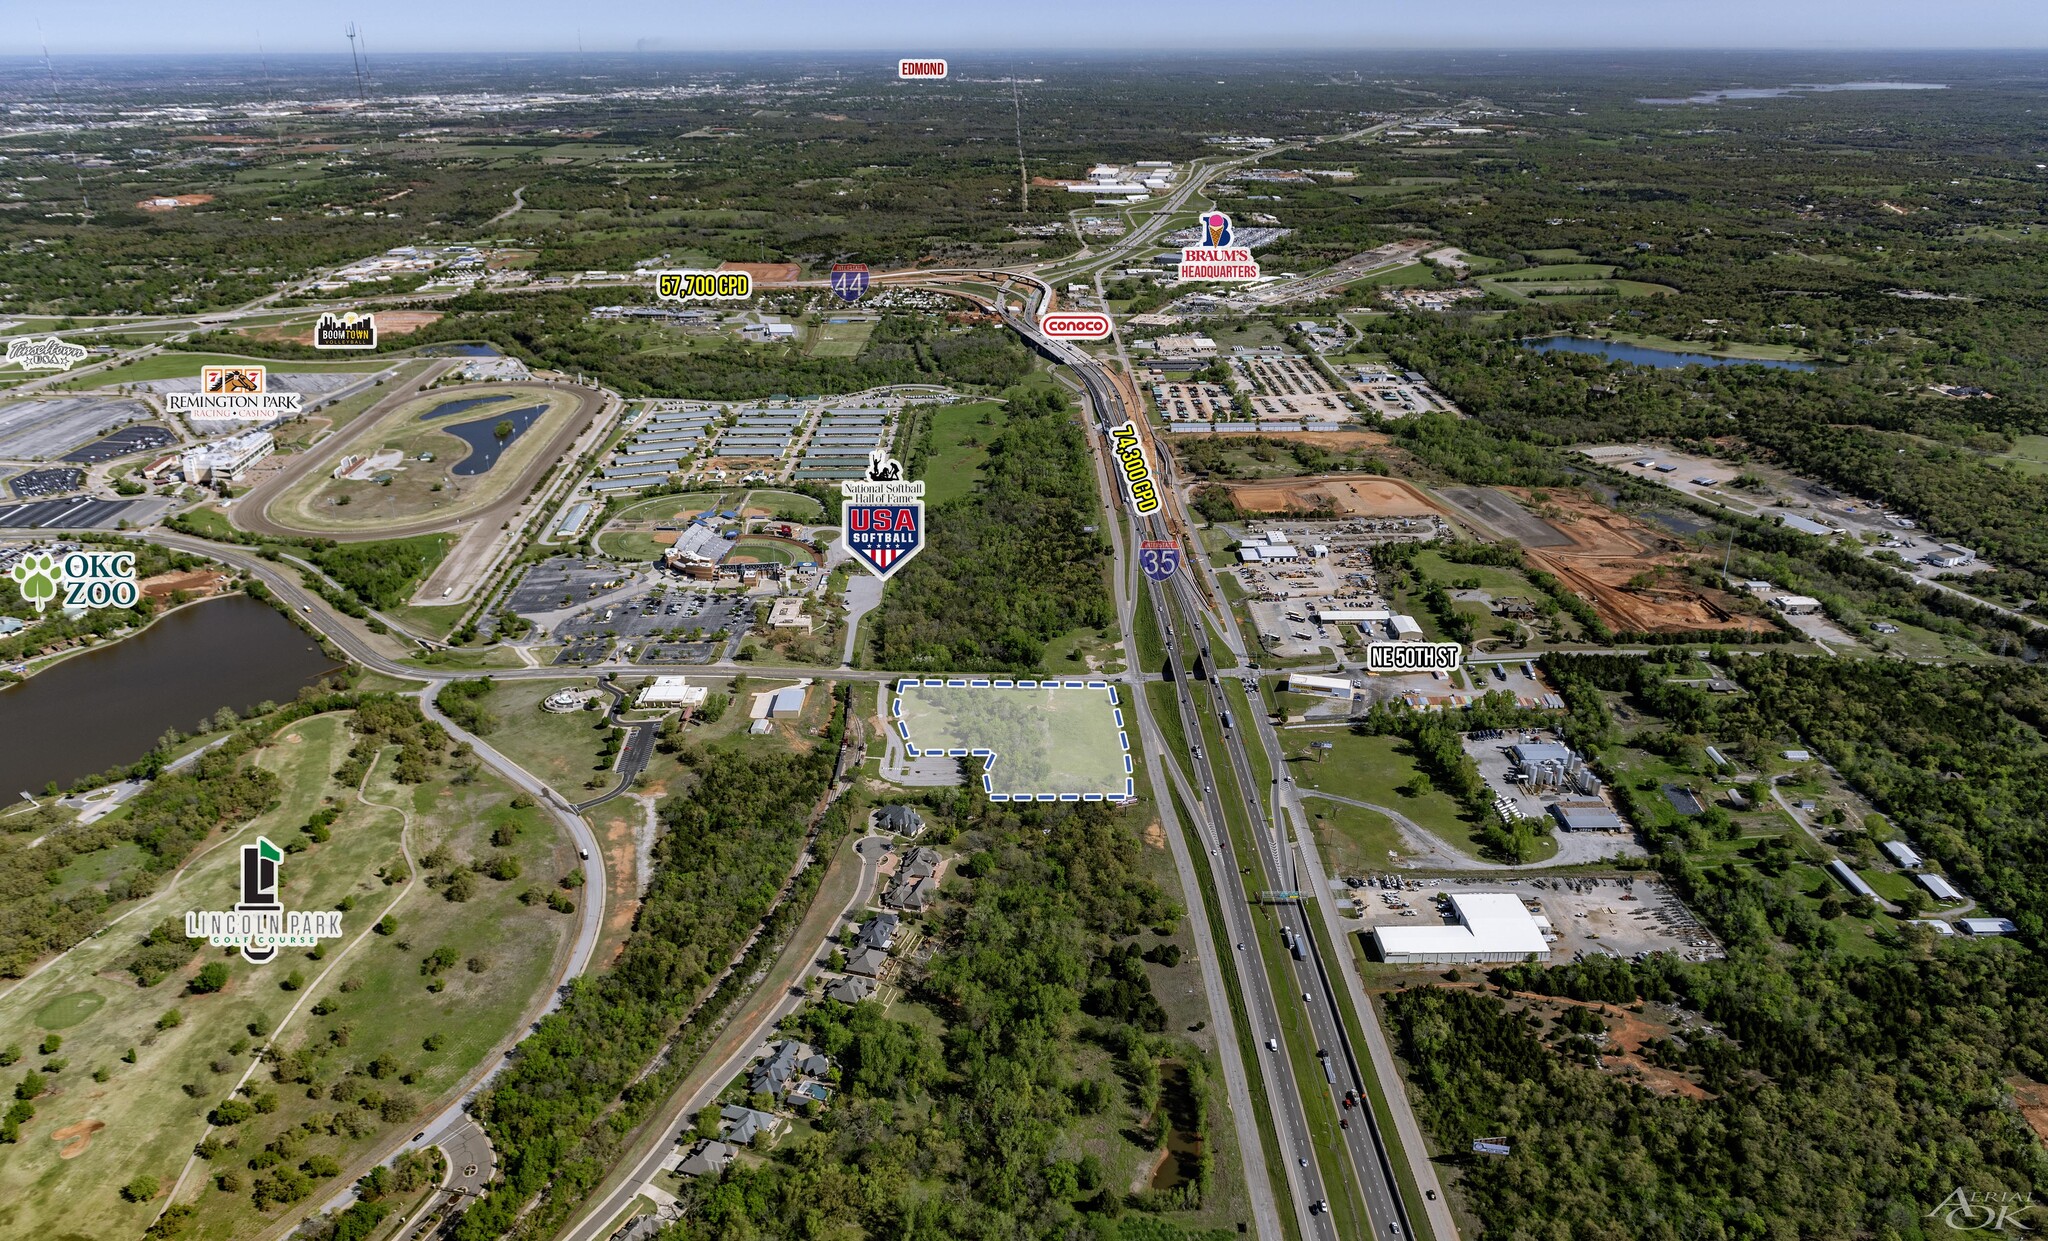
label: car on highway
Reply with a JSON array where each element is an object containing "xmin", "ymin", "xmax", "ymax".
[{"xmin": 1265, "ymin": 1038, "xmax": 1278, "ymax": 1051}]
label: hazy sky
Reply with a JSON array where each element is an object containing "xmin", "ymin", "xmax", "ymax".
[{"xmin": 20, "ymin": 0, "xmax": 2048, "ymax": 55}]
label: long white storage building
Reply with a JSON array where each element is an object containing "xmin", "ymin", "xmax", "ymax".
[{"xmin": 1372, "ymin": 893, "xmax": 1551, "ymax": 965}]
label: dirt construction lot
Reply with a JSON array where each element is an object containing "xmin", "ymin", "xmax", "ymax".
[
  {"xmin": 249, "ymin": 310, "xmax": 444, "ymax": 347},
  {"xmin": 1225, "ymin": 474, "xmax": 1442, "ymax": 517},
  {"xmin": 1510, "ymin": 489, "xmax": 1773, "ymax": 636}
]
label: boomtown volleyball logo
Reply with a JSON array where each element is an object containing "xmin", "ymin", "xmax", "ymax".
[{"xmin": 185, "ymin": 837, "xmax": 344, "ymax": 964}]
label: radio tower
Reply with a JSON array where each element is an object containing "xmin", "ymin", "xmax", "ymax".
[
  {"xmin": 345, "ymin": 23, "xmax": 366, "ymax": 101},
  {"xmin": 1011, "ymin": 81, "xmax": 1029, "ymax": 215}
]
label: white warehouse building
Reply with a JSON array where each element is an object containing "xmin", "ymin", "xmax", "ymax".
[{"xmin": 1373, "ymin": 893, "xmax": 1552, "ymax": 965}]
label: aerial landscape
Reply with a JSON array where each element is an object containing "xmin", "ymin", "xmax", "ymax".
[{"xmin": 3, "ymin": 3, "xmax": 2048, "ymax": 1240}]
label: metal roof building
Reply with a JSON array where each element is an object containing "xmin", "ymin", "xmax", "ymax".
[
  {"xmin": 1959, "ymin": 917, "xmax": 2017, "ymax": 936},
  {"xmin": 1551, "ymin": 804, "xmax": 1625, "ymax": 832},
  {"xmin": 1372, "ymin": 894, "xmax": 1551, "ymax": 964},
  {"xmin": 1881, "ymin": 840, "xmax": 1923, "ymax": 869},
  {"xmin": 1915, "ymin": 872, "xmax": 1963, "ymax": 903},
  {"xmin": 1827, "ymin": 860, "xmax": 1877, "ymax": 901}
]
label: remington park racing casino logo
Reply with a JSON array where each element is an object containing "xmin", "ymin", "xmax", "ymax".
[
  {"xmin": 841, "ymin": 448, "xmax": 925, "ymax": 579},
  {"xmin": 2, "ymin": 335, "xmax": 89, "ymax": 371},
  {"xmin": 312, "ymin": 311, "xmax": 378, "ymax": 350},
  {"xmin": 165, "ymin": 365, "xmax": 304, "ymax": 421},
  {"xmin": 1179, "ymin": 211, "xmax": 1261, "ymax": 282},
  {"xmin": 1367, "ymin": 642, "xmax": 1464, "ymax": 674},
  {"xmin": 185, "ymin": 836, "xmax": 343, "ymax": 965}
]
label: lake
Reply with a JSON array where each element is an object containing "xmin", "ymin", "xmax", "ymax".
[
  {"xmin": 0, "ymin": 594, "xmax": 341, "ymax": 796},
  {"xmin": 444, "ymin": 405, "xmax": 545, "ymax": 475},
  {"xmin": 1640, "ymin": 82, "xmax": 1947, "ymax": 105},
  {"xmin": 1522, "ymin": 336, "xmax": 1817, "ymax": 372}
]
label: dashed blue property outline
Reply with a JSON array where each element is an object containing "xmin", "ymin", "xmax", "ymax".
[{"xmin": 893, "ymin": 677, "xmax": 1134, "ymax": 802}]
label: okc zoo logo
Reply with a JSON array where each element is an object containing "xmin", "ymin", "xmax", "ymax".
[
  {"xmin": 840, "ymin": 449, "xmax": 925, "ymax": 579},
  {"xmin": 10, "ymin": 548, "xmax": 140, "ymax": 613},
  {"xmin": 185, "ymin": 836, "xmax": 344, "ymax": 965}
]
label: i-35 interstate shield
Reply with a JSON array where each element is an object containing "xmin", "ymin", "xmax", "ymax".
[{"xmin": 1139, "ymin": 539, "xmax": 1181, "ymax": 582}]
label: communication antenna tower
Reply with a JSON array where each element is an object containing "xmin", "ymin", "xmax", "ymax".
[{"xmin": 346, "ymin": 23, "xmax": 366, "ymax": 100}]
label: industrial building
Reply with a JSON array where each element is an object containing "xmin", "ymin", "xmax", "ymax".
[
  {"xmin": 180, "ymin": 429, "xmax": 273, "ymax": 485},
  {"xmin": 1771, "ymin": 595, "xmax": 1823, "ymax": 615},
  {"xmin": 1959, "ymin": 917, "xmax": 2017, "ymax": 936},
  {"xmin": 1372, "ymin": 893, "xmax": 1552, "ymax": 964},
  {"xmin": 1826, "ymin": 859, "xmax": 1878, "ymax": 901},
  {"xmin": 1508, "ymin": 741, "xmax": 1601, "ymax": 798},
  {"xmin": 637, "ymin": 676, "xmax": 709, "ymax": 709},
  {"xmin": 1550, "ymin": 804, "xmax": 1625, "ymax": 832},
  {"xmin": 1915, "ymin": 872, "xmax": 1963, "ymax": 903},
  {"xmin": 1283, "ymin": 672, "xmax": 1354, "ymax": 698}
]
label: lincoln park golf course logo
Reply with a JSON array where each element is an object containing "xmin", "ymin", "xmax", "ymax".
[{"xmin": 185, "ymin": 837, "xmax": 344, "ymax": 964}]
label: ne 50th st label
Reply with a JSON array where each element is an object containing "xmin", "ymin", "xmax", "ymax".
[{"xmin": 1367, "ymin": 642, "xmax": 1464, "ymax": 673}]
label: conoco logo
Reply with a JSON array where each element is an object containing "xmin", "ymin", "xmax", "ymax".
[{"xmin": 1041, "ymin": 312, "xmax": 1113, "ymax": 340}]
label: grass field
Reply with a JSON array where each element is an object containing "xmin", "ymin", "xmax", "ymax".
[
  {"xmin": 1282, "ymin": 731, "xmax": 1482, "ymax": 856},
  {"xmin": 0, "ymin": 713, "xmax": 574, "ymax": 1241},
  {"xmin": 603, "ymin": 490, "xmax": 740, "ymax": 526},
  {"xmin": 596, "ymin": 530, "xmax": 673, "ymax": 561},
  {"xmin": 470, "ymin": 679, "xmax": 619, "ymax": 799},
  {"xmin": 268, "ymin": 385, "xmax": 581, "ymax": 534},
  {"xmin": 727, "ymin": 535, "xmax": 816, "ymax": 566},
  {"xmin": 895, "ymin": 682, "xmax": 1128, "ymax": 799},
  {"xmin": 1342, "ymin": 262, "xmax": 1442, "ymax": 290},
  {"xmin": 61, "ymin": 352, "xmax": 388, "ymax": 390},
  {"xmin": 806, "ymin": 318, "xmax": 878, "ymax": 358},
  {"xmin": 1993, "ymin": 433, "xmax": 2048, "ymax": 476},
  {"xmin": 742, "ymin": 488, "xmax": 825, "ymax": 519},
  {"xmin": 1307, "ymin": 800, "xmax": 1408, "ymax": 873},
  {"xmin": 1594, "ymin": 329, "xmax": 1819, "ymax": 363},
  {"xmin": 914, "ymin": 400, "xmax": 1005, "ymax": 507}
]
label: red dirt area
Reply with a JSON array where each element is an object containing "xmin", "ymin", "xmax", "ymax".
[
  {"xmin": 593, "ymin": 802, "xmax": 643, "ymax": 967},
  {"xmin": 2011, "ymin": 1078, "xmax": 2048, "ymax": 1146},
  {"xmin": 1418, "ymin": 981, "xmax": 1710, "ymax": 1101},
  {"xmin": 1224, "ymin": 474, "xmax": 1442, "ymax": 517},
  {"xmin": 1513, "ymin": 489, "xmax": 1773, "ymax": 636},
  {"xmin": 141, "ymin": 569, "xmax": 229, "ymax": 599},
  {"xmin": 51, "ymin": 1118, "xmax": 104, "ymax": 1159},
  {"xmin": 135, "ymin": 194, "xmax": 215, "ymax": 211},
  {"xmin": 718, "ymin": 261, "xmax": 803, "ymax": 285},
  {"xmin": 249, "ymin": 309, "xmax": 444, "ymax": 346}
]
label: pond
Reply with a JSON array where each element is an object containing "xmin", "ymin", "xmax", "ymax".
[
  {"xmin": 0, "ymin": 594, "xmax": 341, "ymax": 796},
  {"xmin": 420, "ymin": 393, "xmax": 518, "ymax": 421},
  {"xmin": 1521, "ymin": 336, "xmax": 1817, "ymax": 372},
  {"xmin": 1639, "ymin": 82, "xmax": 1946, "ymax": 105},
  {"xmin": 443, "ymin": 405, "xmax": 546, "ymax": 476}
]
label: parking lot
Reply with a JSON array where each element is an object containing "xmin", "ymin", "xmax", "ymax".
[
  {"xmin": 1353, "ymin": 873, "xmax": 1721, "ymax": 963},
  {"xmin": 551, "ymin": 589, "xmax": 753, "ymax": 646},
  {"xmin": 0, "ymin": 495, "xmax": 163, "ymax": 529},
  {"xmin": 505, "ymin": 558, "xmax": 633, "ymax": 615},
  {"xmin": 64, "ymin": 423, "xmax": 177, "ymax": 465},
  {"xmin": 0, "ymin": 397, "xmax": 153, "ymax": 460},
  {"xmin": 8, "ymin": 468, "xmax": 85, "ymax": 498}
]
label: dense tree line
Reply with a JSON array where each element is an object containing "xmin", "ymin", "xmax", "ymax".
[
  {"xmin": 1388, "ymin": 651, "xmax": 2048, "ymax": 1239},
  {"xmin": 873, "ymin": 383, "xmax": 1113, "ymax": 670},
  {"xmin": 659, "ymin": 800, "xmax": 1226, "ymax": 1240},
  {"xmin": 452, "ymin": 742, "xmax": 839, "ymax": 1240}
]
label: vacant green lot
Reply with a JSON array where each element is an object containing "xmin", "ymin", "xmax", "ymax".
[
  {"xmin": 471, "ymin": 679, "xmax": 618, "ymax": 799},
  {"xmin": 896, "ymin": 683, "xmax": 1127, "ymax": 799},
  {"xmin": 1283, "ymin": 731, "xmax": 1478, "ymax": 852},
  {"xmin": 1993, "ymin": 433, "xmax": 2048, "ymax": 476},
  {"xmin": 62, "ymin": 352, "xmax": 387, "ymax": 389},
  {"xmin": 915, "ymin": 401, "xmax": 1005, "ymax": 507},
  {"xmin": 1308, "ymin": 800, "xmax": 1407, "ymax": 873},
  {"xmin": 807, "ymin": 318, "xmax": 878, "ymax": 358}
]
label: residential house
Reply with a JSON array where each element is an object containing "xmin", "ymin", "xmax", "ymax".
[
  {"xmin": 858, "ymin": 912, "xmax": 899, "ymax": 952},
  {"xmin": 720, "ymin": 1104, "xmax": 786, "ymax": 1146},
  {"xmin": 845, "ymin": 946, "xmax": 889, "ymax": 978},
  {"xmin": 675, "ymin": 1139, "xmax": 738, "ymax": 1177},
  {"xmin": 825, "ymin": 975, "xmax": 873, "ymax": 1004},
  {"xmin": 874, "ymin": 805, "xmax": 926, "ymax": 837},
  {"xmin": 751, "ymin": 1040, "xmax": 832, "ymax": 1098}
]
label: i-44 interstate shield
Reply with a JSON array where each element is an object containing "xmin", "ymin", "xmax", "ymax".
[{"xmin": 1040, "ymin": 311, "xmax": 1113, "ymax": 340}]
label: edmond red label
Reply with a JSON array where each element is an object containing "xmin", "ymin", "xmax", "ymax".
[{"xmin": 898, "ymin": 59, "xmax": 947, "ymax": 79}]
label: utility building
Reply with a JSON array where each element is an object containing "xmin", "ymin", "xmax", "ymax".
[{"xmin": 1372, "ymin": 894, "xmax": 1551, "ymax": 965}]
